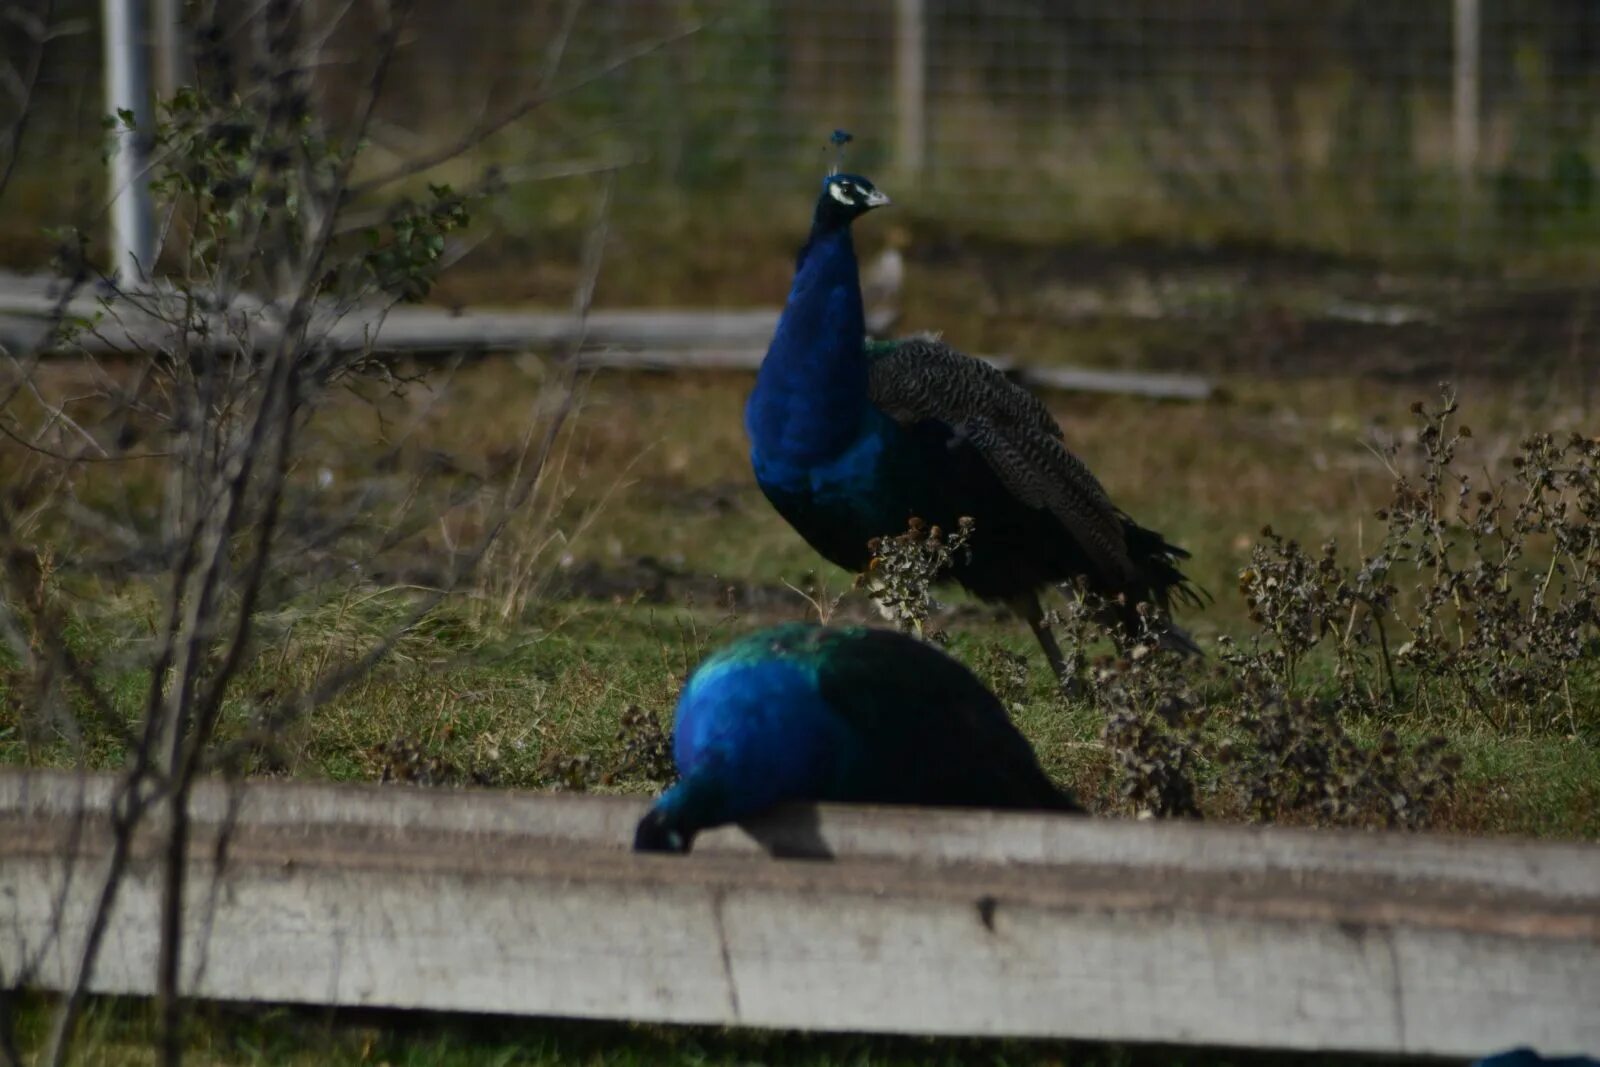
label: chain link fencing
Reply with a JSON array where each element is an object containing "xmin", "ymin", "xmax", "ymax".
[{"xmin": 5, "ymin": 0, "xmax": 1600, "ymax": 363}]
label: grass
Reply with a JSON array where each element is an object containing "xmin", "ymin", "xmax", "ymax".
[
  {"xmin": 3, "ymin": 363, "xmax": 1596, "ymax": 833},
  {"xmin": 6, "ymin": 994, "xmax": 1416, "ymax": 1067}
]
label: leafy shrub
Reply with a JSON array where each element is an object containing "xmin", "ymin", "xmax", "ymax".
[
  {"xmin": 858, "ymin": 516, "xmax": 975, "ymax": 640},
  {"xmin": 1092, "ymin": 629, "xmax": 1461, "ymax": 828},
  {"xmin": 1229, "ymin": 389, "xmax": 1600, "ymax": 733},
  {"xmin": 526, "ymin": 703, "xmax": 677, "ymax": 795},
  {"xmin": 1086, "ymin": 388, "xmax": 1600, "ymax": 827},
  {"xmin": 612, "ymin": 703, "xmax": 676, "ymax": 786}
]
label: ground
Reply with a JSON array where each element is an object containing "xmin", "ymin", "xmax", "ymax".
[
  {"xmin": 5, "ymin": 365, "xmax": 1596, "ymax": 833},
  {"xmin": 6, "ymin": 996, "xmax": 1402, "ymax": 1067},
  {"xmin": 3, "ymin": 240, "xmax": 1597, "ymax": 1064}
]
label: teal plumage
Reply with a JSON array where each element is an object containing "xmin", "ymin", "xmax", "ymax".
[
  {"xmin": 745, "ymin": 171, "xmax": 1203, "ymax": 683},
  {"xmin": 633, "ymin": 623, "xmax": 1081, "ymax": 854}
]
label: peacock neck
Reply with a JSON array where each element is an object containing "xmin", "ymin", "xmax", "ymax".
[
  {"xmin": 648, "ymin": 772, "xmax": 726, "ymax": 848},
  {"xmin": 747, "ymin": 226, "xmax": 870, "ymax": 465}
]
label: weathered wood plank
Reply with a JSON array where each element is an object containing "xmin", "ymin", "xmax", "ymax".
[
  {"xmin": 586, "ymin": 348, "xmax": 1214, "ymax": 401},
  {"xmin": 4, "ymin": 771, "xmax": 1595, "ymax": 897},
  {"xmin": 0, "ymin": 271, "xmax": 1215, "ymax": 400},
  {"xmin": 0, "ymin": 770, "xmax": 1596, "ymax": 1057}
]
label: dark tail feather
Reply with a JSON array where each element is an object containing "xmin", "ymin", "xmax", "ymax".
[
  {"xmin": 996, "ymin": 781, "xmax": 1087, "ymax": 816},
  {"xmin": 1101, "ymin": 597, "xmax": 1204, "ymax": 659},
  {"xmin": 1121, "ymin": 517, "xmax": 1210, "ymax": 613}
]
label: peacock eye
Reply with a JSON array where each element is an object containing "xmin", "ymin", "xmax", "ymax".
[{"xmin": 828, "ymin": 182, "xmax": 855, "ymax": 205}]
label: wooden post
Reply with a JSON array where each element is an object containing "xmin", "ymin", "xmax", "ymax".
[
  {"xmin": 1453, "ymin": 0, "xmax": 1481, "ymax": 253},
  {"xmin": 101, "ymin": 0, "xmax": 156, "ymax": 283},
  {"xmin": 893, "ymin": 0, "xmax": 926, "ymax": 179}
]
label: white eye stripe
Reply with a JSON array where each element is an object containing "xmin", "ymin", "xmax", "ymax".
[{"xmin": 828, "ymin": 183, "xmax": 855, "ymax": 205}]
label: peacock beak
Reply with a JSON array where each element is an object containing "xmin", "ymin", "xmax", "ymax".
[{"xmin": 865, "ymin": 188, "xmax": 891, "ymax": 209}]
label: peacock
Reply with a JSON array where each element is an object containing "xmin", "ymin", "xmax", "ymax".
[
  {"xmin": 633, "ymin": 623, "xmax": 1081, "ymax": 854},
  {"xmin": 1473, "ymin": 1051, "xmax": 1600, "ymax": 1067},
  {"xmin": 744, "ymin": 165, "xmax": 1203, "ymax": 684}
]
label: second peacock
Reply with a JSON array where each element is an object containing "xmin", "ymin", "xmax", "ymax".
[{"xmin": 634, "ymin": 623, "xmax": 1082, "ymax": 854}]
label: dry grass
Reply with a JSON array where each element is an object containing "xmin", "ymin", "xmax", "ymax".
[
  {"xmin": 2, "ymin": 355, "xmax": 1596, "ymax": 1067},
  {"xmin": 6, "ymin": 356, "xmax": 1595, "ymax": 837},
  {"xmin": 5, "ymin": 991, "xmax": 1391, "ymax": 1067}
]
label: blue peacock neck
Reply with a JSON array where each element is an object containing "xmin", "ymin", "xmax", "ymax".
[
  {"xmin": 746, "ymin": 220, "xmax": 871, "ymax": 468},
  {"xmin": 645, "ymin": 769, "xmax": 728, "ymax": 849}
]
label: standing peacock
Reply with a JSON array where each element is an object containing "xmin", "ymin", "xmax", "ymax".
[
  {"xmin": 633, "ymin": 623, "xmax": 1081, "ymax": 854},
  {"xmin": 744, "ymin": 166, "xmax": 1203, "ymax": 684}
]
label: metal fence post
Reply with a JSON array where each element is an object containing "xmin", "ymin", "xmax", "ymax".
[
  {"xmin": 893, "ymin": 0, "xmax": 926, "ymax": 180},
  {"xmin": 102, "ymin": 0, "xmax": 156, "ymax": 283},
  {"xmin": 1453, "ymin": 0, "xmax": 1481, "ymax": 253}
]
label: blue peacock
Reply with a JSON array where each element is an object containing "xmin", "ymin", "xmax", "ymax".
[
  {"xmin": 744, "ymin": 162, "xmax": 1203, "ymax": 684},
  {"xmin": 1474, "ymin": 1051, "xmax": 1599, "ymax": 1067},
  {"xmin": 633, "ymin": 623, "xmax": 1081, "ymax": 853}
]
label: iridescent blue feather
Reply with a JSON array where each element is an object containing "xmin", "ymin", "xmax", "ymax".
[
  {"xmin": 1474, "ymin": 1050, "xmax": 1600, "ymax": 1067},
  {"xmin": 744, "ymin": 171, "xmax": 1202, "ymax": 678},
  {"xmin": 633, "ymin": 623, "xmax": 1080, "ymax": 853}
]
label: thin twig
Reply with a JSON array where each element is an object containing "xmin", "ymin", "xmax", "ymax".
[
  {"xmin": 43, "ymin": 775, "xmax": 156, "ymax": 1067},
  {"xmin": 0, "ymin": 0, "xmax": 55, "ymax": 199},
  {"xmin": 148, "ymin": 6, "xmax": 418, "ymax": 1062}
]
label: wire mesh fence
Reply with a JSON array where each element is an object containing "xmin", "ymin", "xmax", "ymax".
[{"xmin": 7, "ymin": 1, "xmax": 1600, "ymax": 276}]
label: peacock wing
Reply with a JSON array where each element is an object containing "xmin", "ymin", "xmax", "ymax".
[
  {"xmin": 811, "ymin": 627, "xmax": 1077, "ymax": 812},
  {"xmin": 866, "ymin": 337, "xmax": 1136, "ymax": 581},
  {"xmin": 866, "ymin": 336, "xmax": 1063, "ymax": 440}
]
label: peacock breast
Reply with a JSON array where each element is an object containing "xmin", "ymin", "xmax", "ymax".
[{"xmin": 750, "ymin": 409, "xmax": 926, "ymax": 565}]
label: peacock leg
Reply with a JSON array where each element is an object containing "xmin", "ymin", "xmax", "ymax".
[{"xmin": 1008, "ymin": 592, "xmax": 1082, "ymax": 699}]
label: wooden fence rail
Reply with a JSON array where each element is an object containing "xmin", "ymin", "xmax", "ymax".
[
  {"xmin": 2, "ymin": 771, "xmax": 1597, "ymax": 1058},
  {"xmin": 0, "ymin": 272, "xmax": 1215, "ymax": 401}
]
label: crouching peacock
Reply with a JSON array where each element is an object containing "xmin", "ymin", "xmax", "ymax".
[
  {"xmin": 744, "ymin": 166, "xmax": 1204, "ymax": 685},
  {"xmin": 1473, "ymin": 1051, "xmax": 1600, "ymax": 1067},
  {"xmin": 633, "ymin": 623, "xmax": 1081, "ymax": 854}
]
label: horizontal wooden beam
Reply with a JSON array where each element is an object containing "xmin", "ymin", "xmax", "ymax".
[
  {"xmin": 1, "ymin": 770, "xmax": 1595, "ymax": 1058},
  {"xmin": 586, "ymin": 347, "xmax": 1214, "ymax": 401},
  {"xmin": 0, "ymin": 272, "xmax": 1215, "ymax": 401}
]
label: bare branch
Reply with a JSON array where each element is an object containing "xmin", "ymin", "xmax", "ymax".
[
  {"xmin": 3, "ymin": 6, "xmax": 625, "ymax": 1065},
  {"xmin": 43, "ymin": 776, "xmax": 156, "ymax": 1067},
  {"xmin": 0, "ymin": 0, "xmax": 54, "ymax": 200},
  {"xmin": 538, "ymin": 0, "xmax": 587, "ymax": 92}
]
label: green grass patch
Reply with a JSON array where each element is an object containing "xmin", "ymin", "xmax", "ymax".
[
  {"xmin": 2, "ymin": 368, "xmax": 1595, "ymax": 837},
  {"xmin": 4, "ymin": 994, "xmax": 1427, "ymax": 1067}
]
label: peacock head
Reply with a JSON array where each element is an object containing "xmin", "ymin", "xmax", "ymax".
[
  {"xmin": 633, "ymin": 805, "xmax": 693, "ymax": 853},
  {"xmin": 812, "ymin": 173, "xmax": 891, "ymax": 233},
  {"xmin": 633, "ymin": 773, "xmax": 720, "ymax": 855}
]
